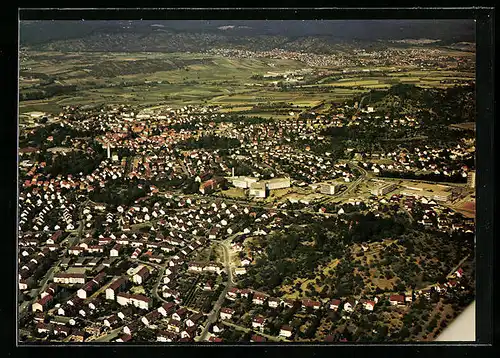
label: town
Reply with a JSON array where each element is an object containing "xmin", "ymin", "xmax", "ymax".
[{"xmin": 18, "ymin": 19, "xmax": 476, "ymax": 343}]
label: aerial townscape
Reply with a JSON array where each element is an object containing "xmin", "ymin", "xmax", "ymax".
[{"xmin": 18, "ymin": 19, "xmax": 476, "ymax": 343}]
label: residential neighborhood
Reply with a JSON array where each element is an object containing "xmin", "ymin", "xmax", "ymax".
[{"xmin": 18, "ymin": 18, "xmax": 477, "ymax": 343}]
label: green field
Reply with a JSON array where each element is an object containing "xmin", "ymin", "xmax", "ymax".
[{"xmin": 19, "ymin": 50, "xmax": 476, "ymax": 118}]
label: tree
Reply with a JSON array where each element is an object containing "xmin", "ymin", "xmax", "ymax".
[{"xmin": 399, "ymin": 327, "xmax": 410, "ymax": 339}]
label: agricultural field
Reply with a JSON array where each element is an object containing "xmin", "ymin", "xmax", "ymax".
[{"xmin": 19, "ymin": 48, "xmax": 475, "ymax": 122}]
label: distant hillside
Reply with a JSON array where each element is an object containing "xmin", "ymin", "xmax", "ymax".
[{"xmin": 20, "ymin": 20, "xmax": 475, "ymax": 53}]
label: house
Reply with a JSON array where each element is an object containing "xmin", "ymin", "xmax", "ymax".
[
  {"xmin": 279, "ymin": 325, "xmax": 294, "ymax": 338},
  {"xmin": 165, "ymin": 266, "xmax": 178, "ymax": 276},
  {"xmin": 105, "ymin": 277, "xmax": 128, "ymax": 300},
  {"xmin": 157, "ymin": 330, "xmax": 178, "ymax": 342},
  {"xmin": 283, "ymin": 299, "xmax": 296, "ymax": 308},
  {"xmin": 343, "ymin": 299, "xmax": 357, "ymax": 313},
  {"xmin": 132, "ymin": 266, "xmax": 150, "ymax": 285},
  {"xmin": 116, "ymin": 292, "xmax": 152, "ymax": 310},
  {"xmin": 212, "ymin": 323, "xmax": 224, "ymax": 333},
  {"xmin": 252, "ymin": 292, "xmax": 268, "ymax": 305},
  {"xmin": 162, "ymin": 288, "xmax": 181, "ymax": 300},
  {"xmin": 141, "ymin": 310, "xmax": 162, "ymax": 327},
  {"xmin": 187, "ymin": 261, "xmax": 204, "ymax": 273},
  {"xmin": 68, "ymin": 246, "xmax": 85, "ymax": 256},
  {"xmin": 219, "ymin": 307, "xmax": 234, "ymax": 320},
  {"xmin": 250, "ymin": 334, "xmax": 267, "ymax": 342},
  {"xmin": 208, "ymin": 228, "xmax": 219, "ymax": 240},
  {"xmin": 455, "ymin": 268, "xmax": 464, "ymax": 278},
  {"xmin": 203, "ymin": 262, "xmax": 223, "ymax": 274},
  {"xmin": 53, "ymin": 325, "xmax": 71, "ymax": 337},
  {"xmin": 77, "ymin": 281, "xmax": 97, "ymax": 299},
  {"xmin": 268, "ymin": 297, "xmax": 281, "ymax": 308},
  {"xmin": 329, "ymin": 299, "xmax": 341, "ymax": 311},
  {"xmin": 361, "ymin": 299, "xmax": 376, "ymax": 311},
  {"xmin": 36, "ymin": 322, "xmax": 51, "ymax": 334},
  {"xmin": 180, "ymin": 325, "xmax": 197, "ymax": 339},
  {"xmin": 186, "ymin": 312, "xmax": 204, "ymax": 327},
  {"xmin": 234, "ymin": 267, "xmax": 247, "ymax": 275},
  {"xmin": 172, "ymin": 307, "xmax": 188, "ymax": 321},
  {"xmin": 103, "ymin": 315, "xmax": 120, "ymax": 328},
  {"xmin": 116, "ymin": 334, "xmax": 132, "ymax": 343},
  {"xmin": 241, "ymin": 258, "xmax": 252, "ymax": 266},
  {"xmin": 240, "ymin": 288, "xmax": 251, "ymax": 299},
  {"xmin": 252, "ymin": 316, "xmax": 266, "ymax": 330},
  {"xmin": 19, "ymin": 280, "xmax": 28, "ymax": 291},
  {"xmin": 226, "ymin": 287, "xmax": 239, "ymax": 300},
  {"xmin": 33, "ymin": 312, "xmax": 45, "ymax": 323},
  {"xmin": 158, "ymin": 302, "xmax": 175, "ymax": 317},
  {"xmin": 122, "ymin": 320, "xmax": 141, "ymax": 336},
  {"xmin": 389, "ymin": 295, "xmax": 406, "ymax": 306},
  {"xmin": 203, "ymin": 280, "xmax": 214, "ymax": 291},
  {"xmin": 110, "ymin": 244, "xmax": 122, "ymax": 257},
  {"xmin": 167, "ymin": 319, "xmax": 182, "ymax": 333},
  {"xmin": 53, "ymin": 273, "xmax": 86, "ymax": 285},
  {"xmin": 32, "ymin": 295, "xmax": 53, "ymax": 312},
  {"xmin": 302, "ymin": 299, "xmax": 321, "ymax": 310}
]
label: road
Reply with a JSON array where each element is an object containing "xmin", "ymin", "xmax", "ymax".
[
  {"xmin": 196, "ymin": 239, "xmax": 235, "ymax": 342},
  {"xmin": 341, "ymin": 161, "xmax": 368, "ymax": 197},
  {"xmin": 135, "ymin": 258, "xmax": 170, "ymax": 303},
  {"xmin": 67, "ymin": 199, "xmax": 89, "ymax": 249},
  {"xmin": 446, "ymin": 255, "xmax": 470, "ymax": 279}
]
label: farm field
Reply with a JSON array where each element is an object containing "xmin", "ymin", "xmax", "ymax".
[{"xmin": 19, "ymin": 49, "xmax": 475, "ymax": 120}]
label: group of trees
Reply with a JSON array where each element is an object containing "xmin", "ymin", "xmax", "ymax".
[
  {"xmin": 377, "ymin": 170, "xmax": 468, "ymax": 184},
  {"xmin": 20, "ymin": 83, "xmax": 78, "ymax": 101},
  {"xmin": 89, "ymin": 178, "xmax": 149, "ymax": 207},
  {"xmin": 45, "ymin": 149, "xmax": 104, "ymax": 177},
  {"xmin": 242, "ymin": 212, "xmax": 413, "ymax": 296}
]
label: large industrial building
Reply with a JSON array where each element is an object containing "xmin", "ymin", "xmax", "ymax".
[
  {"xmin": 400, "ymin": 183, "xmax": 453, "ymax": 202},
  {"xmin": 264, "ymin": 177, "xmax": 291, "ymax": 190},
  {"xmin": 370, "ymin": 182, "xmax": 397, "ymax": 196},
  {"xmin": 229, "ymin": 176, "xmax": 259, "ymax": 189},
  {"xmin": 249, "ymin": 182, "xmax": 267, "ymax": 198}
]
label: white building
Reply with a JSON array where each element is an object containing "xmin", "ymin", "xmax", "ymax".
[
  {"xmin": 116, "ymin": 292, "xmax": 151, "ymax": 310},
  {"xmin": 249, "ymin": 182, "xmax": 266, "ymax": 198},
  {"xmin": 371, "ymin": 183, "xmax": 397, "ymax": 196},
  {"xmin": 265, "ymin": 177, "xmax": 291, "ymax": 190},
  {"xmin": 53, "ymin": 273, "xmax": 86, "ymax": 285},
  {"xmin": 320, "ymin": 183, "xmax": 340, "ymax": 195},
  {"xmin": 234, "ymin": 267, "xmax": 247, "ymax": 275},
  {"xmin": 230, "ymin": 176, "xmax": 259, "ymax": 189}
]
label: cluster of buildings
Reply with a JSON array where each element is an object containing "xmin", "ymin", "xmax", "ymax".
[{"xmin": 360, "ymin": 142, "xmax": 474, "ymax": 180}]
